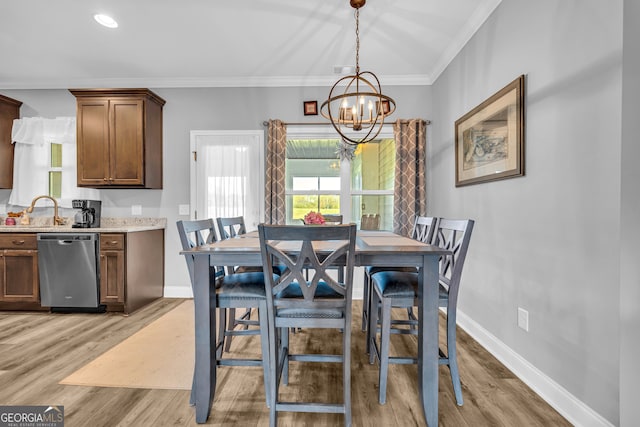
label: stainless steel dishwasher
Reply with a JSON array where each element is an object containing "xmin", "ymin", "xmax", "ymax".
[{"xmin": 37, "ymin": 233, "xmax": 104, "ymax": 312}]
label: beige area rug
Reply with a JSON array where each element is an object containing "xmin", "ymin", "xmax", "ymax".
[{"xmin": 60, "ymin": 300, "xmax": 194, "ymax": 390}]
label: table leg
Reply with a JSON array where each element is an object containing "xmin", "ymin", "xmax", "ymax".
[
  {"xmin": 193, "ymin": 254, "xmax": 216, "ymax": 423},
  {"xmin": 417, "ymin": 255, "xmax": 439, "ymax": 426}
]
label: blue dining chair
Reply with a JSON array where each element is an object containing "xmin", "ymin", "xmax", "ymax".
[
  {"xmin": 362, "ymin": 215, "xmax": 438, "ymax": 354},
  {"xmin": 258, "ymin": 223, "xmax": 357, "ymax": 427},
  {"xmin": 177, "ymin": 219, "xmax": 273, "ymax": 405},
  {"xmin": 368, "ymin": 218, "xmax": 474, "ymax": 406}
]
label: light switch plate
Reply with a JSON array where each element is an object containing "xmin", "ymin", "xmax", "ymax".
[
  {"xmin": 131, "ymin": 204, "xmax": 142, "ymax": 216},
  {"xmin": 178, "ymin": 204, "xmax": 190, "ymax": 215}
]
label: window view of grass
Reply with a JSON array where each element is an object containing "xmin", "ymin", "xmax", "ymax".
[{"xmin": 292, "ymin": 195, "xmax": 340, "ymax": 221}]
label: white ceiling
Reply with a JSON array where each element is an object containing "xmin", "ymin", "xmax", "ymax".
[{"xmin": 0, "ymin": 0, "xmax": 501, "ymax": 89}]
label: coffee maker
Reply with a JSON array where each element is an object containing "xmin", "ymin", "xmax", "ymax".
[{"xmin": 72, "ymin": 200, "xmax": 101, "ymax": 228}]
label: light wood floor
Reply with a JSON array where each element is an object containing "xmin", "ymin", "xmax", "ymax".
[{"xmin": 0, "ymin": 298, "xmax": 571, "ymax": 426}]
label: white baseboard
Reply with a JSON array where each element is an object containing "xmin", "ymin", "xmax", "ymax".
[
  {"xmin": 456, "ymin": 310, "xmax": 614, "ymax": 427},
  {"xmin": 163, "ymin": 285, "xmax": 193, "ymax": 298}
]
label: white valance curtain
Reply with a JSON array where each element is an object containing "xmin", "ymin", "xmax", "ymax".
[{"xmin": 9, "ymin": 117, "xmax": 100, "ymax": 208}]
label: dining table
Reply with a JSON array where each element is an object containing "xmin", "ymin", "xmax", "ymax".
[{"xmin": 181, "ymin": 229, "xmax": 451, "ymax": 426}]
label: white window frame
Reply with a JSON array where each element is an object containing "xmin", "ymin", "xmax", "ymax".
[{"xmin": 286, "ymin": 125, "xmax": 395, "ymax": 224}]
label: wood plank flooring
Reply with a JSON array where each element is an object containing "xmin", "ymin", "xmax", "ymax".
[{"xmin": 0, "ymin": 298, "xmax": 571, "ymax": 426}]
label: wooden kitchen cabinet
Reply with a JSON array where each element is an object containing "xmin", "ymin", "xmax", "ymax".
[
  {"xmin": 99, "ymin": 230, "xmax": 164, "ymax": 314},
  {"xmin": 0, "ymin": 94, "xmax": 22, "ymax": 189},
  {"xmin": 70, "ymin": 89, "xmax": 165, "ymax": 189},
  {"xmin": 99, "ymin": 233, "xmax": 125, "ymax": 304},
  {"xmin": 0, "ymin": 234, "xmax": 39, "ymax": 305}
]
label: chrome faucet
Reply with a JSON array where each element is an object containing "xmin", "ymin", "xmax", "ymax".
[{"xmin": 26, "ymin": 195, "xmax": 65, "ymax": 226}]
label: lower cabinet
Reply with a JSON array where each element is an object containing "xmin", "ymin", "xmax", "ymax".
[
  {"xmin": 99, "ymin": 230, "xmax": 164, "ymax": 314},
  {"xmin": 0, "ymin": 234, "xmax": 40, "ymax": 309},
  {"xmin": 100, "ymin": 233, "xmax": 126, "ymax": 304},
  {"xmin": 0, "ymin": 229, "xmax": 164, "ymax": 314}
]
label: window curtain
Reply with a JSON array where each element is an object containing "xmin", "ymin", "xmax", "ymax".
[
  {"xmin": 393, "ymin": 119, "xmax": 427, "ymax": 236},
  {"xmin": 9, "ymin": 117, "xmax": 100, "ymax": 208},
  {"xmin": 196, "ymin": 135, "xmax": 260, "ymax": 228},
  {"xmin": 264, "ymin": 119, "xmax": 287, "ymax": 224}
]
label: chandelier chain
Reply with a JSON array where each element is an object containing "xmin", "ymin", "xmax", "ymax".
[{"xmin": 355, "ymin": 8, "xmax": 360, "ymax": 74}]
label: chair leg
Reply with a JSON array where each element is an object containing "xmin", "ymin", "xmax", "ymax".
[
  {"xmin": 362, "ymin": 271, "xmax": 370, "ymax": 332},
  {"xmin": 368, "ymin": 289, "xmax": 379, "ymax": 365},
  {"xmin": 267, "ymin": 323, "xmax": 278, "ymax": 427},
  {"xmin": 447, "ymin": 313, "xmax": 464, "ymax": 406},
  {"xmin": 258, "ymin": 302, "xmax": 271, "ymax": 406},
  {"xmin": 224, "ymin": 308, "xmax": 237, "ymax": 351},
  {"xmin": 378, "ymin": 297, "xmax": 392, "ymax": 405},
  {"xmin": 189, "ymin": 371, "xmax": 196, "ymax": 406},
  {"xmin": 216, "ymin": 308, "xmax": 227, "ymax": 360},
  {"xmin": 282, "ymin": 327, "xmax": 290, "ymax": 385},
  {"xmin": 343, "ymin": 311, "xmax": 352, "ymax": 427}
]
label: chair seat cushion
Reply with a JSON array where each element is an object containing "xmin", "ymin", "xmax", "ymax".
[
  {"xmin": 366, "ymin": 266, "xmax": 417, "ymax": 276},
  {"xmin": 372, "ymin": 271, "xmax": 449, "ymax": 301},
  {"xmin": 276, "ymin": 281, "xmax": 344, "ymax": 318},
  {"xmin": 276, "ymin": 281, "xmax": 342, "ymax": 299},
  {"xmin": 217, "ymin": 272, "xmax": 274, "ymax": 299},
  {"xmin": 371, "ymin": 271, "xmax": 418, "ymax": 298}
]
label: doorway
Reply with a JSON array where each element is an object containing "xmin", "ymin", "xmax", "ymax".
[{"xmin": 189, "ymin": 130, "xmax": 264, "ymax": 231}]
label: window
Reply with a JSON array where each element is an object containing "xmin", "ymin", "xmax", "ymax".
[
  {"xmin": 48, "ymin": 143, "xmax": 63, "ymax": 198},
  {"xmin": 9, "ymin": 117, "xmax": 100, "ymax": 208},
  {"xmin": 285, "ymin": 126, "xmax": 395, "ymax": 230}
]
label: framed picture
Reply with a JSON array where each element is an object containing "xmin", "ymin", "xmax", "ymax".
[
  {"xmin": 455, "ymin": 75, "xmax": 525, "ymax": 187},
  {"xmin": 376, "ymin": 99, "xmax": 390, "ymax": 116},
  {"xmin": 303, "ymin": 100, "xmax": 318, "ymax": 116}
]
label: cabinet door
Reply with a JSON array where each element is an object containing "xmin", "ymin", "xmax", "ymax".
[
  {"xmin": 100, "ymin": 250, "xmax": 125, "ymax": 303},
  {"xmin": 0, "ymin": 249, "xmax": 39, "ymax": 302},
  {"xmin": 110, "ymin": 98, "xmax": 144, "ymax": 186},
  {"xmin": 77, "ymin": 99, "xmax": 111, "ymax": 186}
]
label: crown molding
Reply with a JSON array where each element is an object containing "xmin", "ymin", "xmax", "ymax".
[{"xmin": 0, "ymin": 73, "xmax": 432, "ymax": 90}]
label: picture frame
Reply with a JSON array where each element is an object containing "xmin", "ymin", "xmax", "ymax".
[
  {"xmin": 455, "ymin": 75, "xmax": 525, "ymax": 187},
  {"xmin": 376, "ymin": 99, "xmax": 390, "ymax": 116},
  {"xmin": 303, "ymin": 100, "xmax": 318, "ymax": 116}
]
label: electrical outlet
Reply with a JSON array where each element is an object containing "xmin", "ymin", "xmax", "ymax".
[
  {"xmin": 178, "ymin": 204, "xmax": 190, "ymax": 215},
  {"xmin": 131, "ymin": 204, "xmax": 142, "ymax": 216},
  {"xmin": 517, "ymin": 307, "xmax": 529, "ymax": 332}
]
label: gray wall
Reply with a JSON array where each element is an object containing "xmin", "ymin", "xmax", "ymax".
[
  {"xmin": 0, "ymin": 85, "xmax": 431, "ymax": 297},
  {"xmin": 620, "ymin": 1, "xmax": 640, "ymax": 425},
  {"xmin": 429, "ymin": 0, "xmax": 622, "ymax": 424}
]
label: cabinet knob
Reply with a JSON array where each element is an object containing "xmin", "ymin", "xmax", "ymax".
[{"xmin": 11, "ymin": 240, "xmax": 25, "ymax": 245}]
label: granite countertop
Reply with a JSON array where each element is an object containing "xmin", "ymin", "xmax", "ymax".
[{"xmin": 0, "ymin": 217, "xmax": 167, "ymax": 233}]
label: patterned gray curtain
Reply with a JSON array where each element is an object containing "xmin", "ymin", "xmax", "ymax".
[
  {"xmin": 265, "ymin": 119, "xmax": 287, "ymax": 224},
  {"xmin": 393, "ymin": 119, "xmax": 427, "ymax": 236}
]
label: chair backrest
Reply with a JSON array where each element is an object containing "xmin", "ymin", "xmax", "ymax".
[
  {"xmin": 361, "ymin": 214, "xmax": 380, "ymax": 230},
  {"xmin": 432, "ymin": 218, "xmax": 474, "ymax": 306},
  {"xmin": 322, "ymin": 214, "xmax": 343, "ymax": 224},
  {"xmin": 411, "ymin": 215, "xmax": 438, "ymax": 243},
  {"xmin": 258, "ymin": 224, "xmax": 357, "ymax": 315},
  {"xmin": 176, "ymin": 219, "xmax": 221, "ymax": 287},
  {"xmin": 216, "ymin": 216, "xmax": 248, "ymax": 239}
]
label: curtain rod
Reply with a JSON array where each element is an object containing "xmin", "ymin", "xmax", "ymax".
[{"xmin": 261, "ymin": 119, "xmax": 430, "ymax": 126}]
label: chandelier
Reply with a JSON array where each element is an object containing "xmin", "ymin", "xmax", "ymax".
[{"xmin": 320, "ymin": 0, "xmax": 396, "ymax": 145}]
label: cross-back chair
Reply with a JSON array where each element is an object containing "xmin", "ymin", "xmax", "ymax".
[
  {"xmin": 177, "ymin": 219, "xmax": 272, "ymax": 405},
  {"xmin": 362, "ymin": 216, "xmax": 438, "ymax": 353},
  {"xmin": 258, "ymin": 224, "xmax": 357, "ymax": 427},
  {"xmin": 368, "ymin": 218, "xmax": 474, "ymax": 406},
  {"xmin": 216, "ymin": 216, "xmax": 262, "ymax": 351}
]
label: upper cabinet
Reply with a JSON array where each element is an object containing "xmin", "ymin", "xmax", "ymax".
[
  {"xmin": 69, "ymin": 88, "xmax": 166, "ymax": 189},
  {"xmin": 0, "ymin": 94, "xmax": 22, "ymax": 189}
]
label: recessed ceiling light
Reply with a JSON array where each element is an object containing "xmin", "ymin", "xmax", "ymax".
[{"xmin": 94, "ymin": 14, "xmax": 118, "ymax": 28}]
